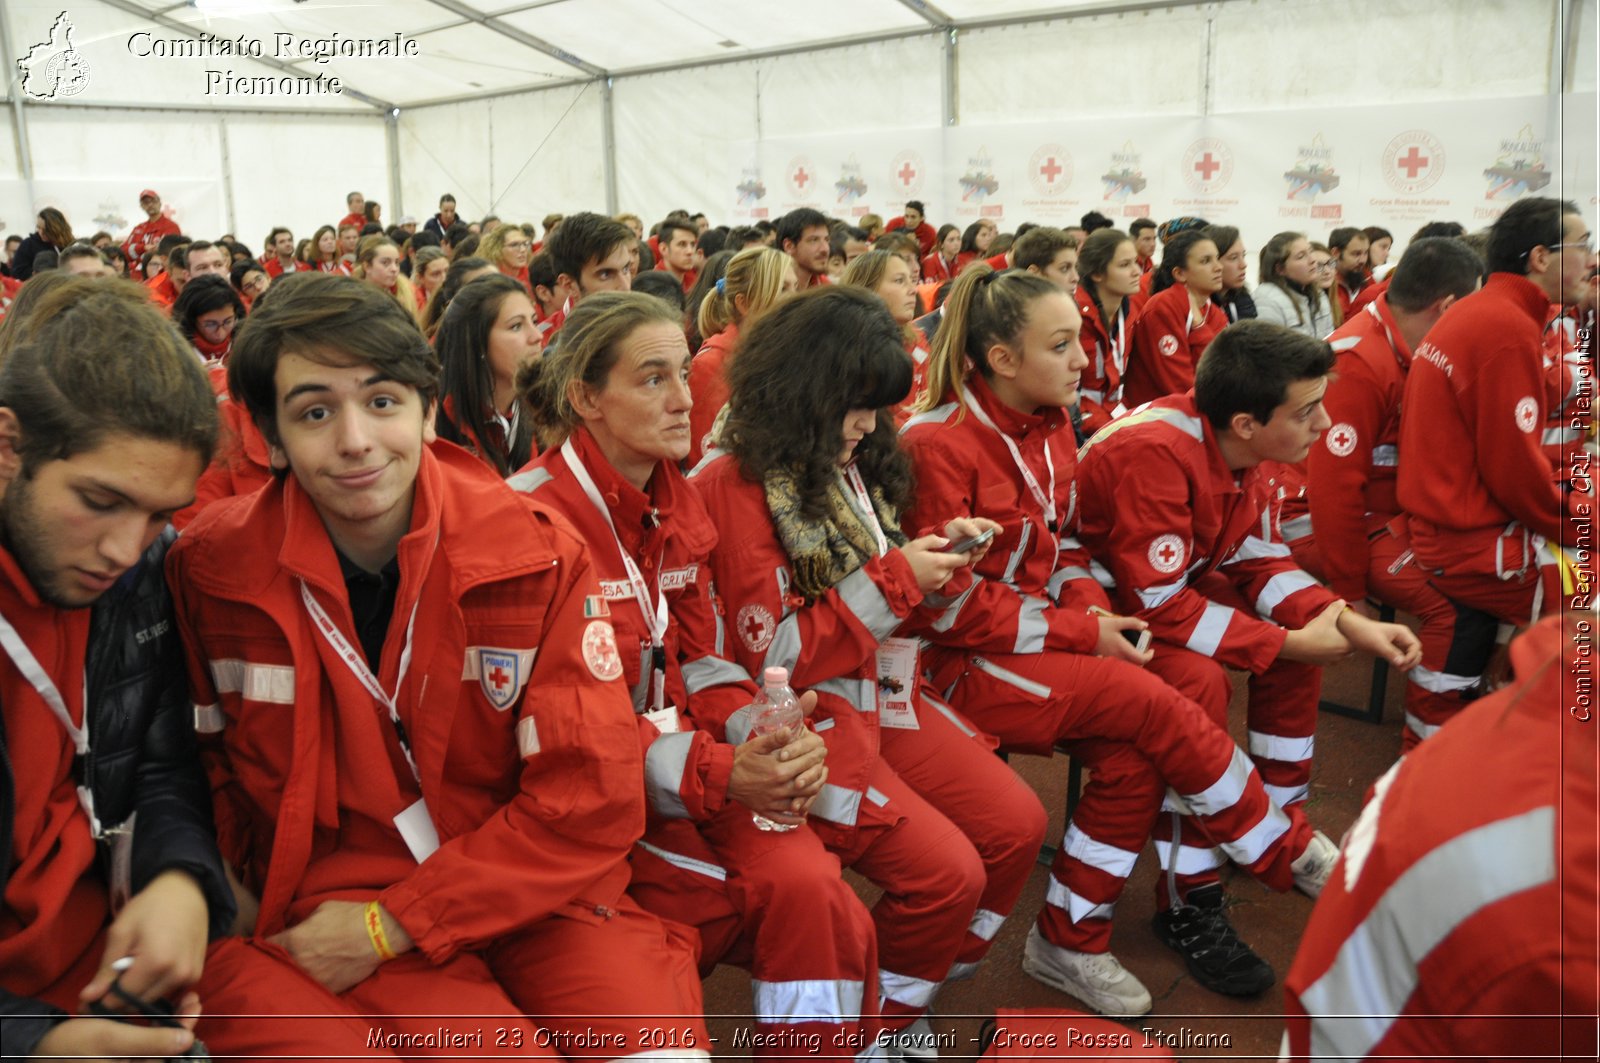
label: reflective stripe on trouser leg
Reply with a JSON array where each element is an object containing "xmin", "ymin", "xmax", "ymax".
[{"xmin": 1245, "ymin": 658, "xmax": 1321, "ymax": 808}]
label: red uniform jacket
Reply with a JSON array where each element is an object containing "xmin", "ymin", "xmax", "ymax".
[
  {"xmin": 1071, "ymin": 394, "xmax": 1338, "ymax": 673},
  {"xmin": 1398, "ymin": 273, "xmax": 1562, "ymax": 576},
  {"xmin": 263, "ymin": 256, "xmax": 310, "ymax": 279},
  {"xmin": 1542, "ymin": 307, "xmax": 1592, "ymax": 512},
  {"xmin": 898, "ymin": 377, "xmax": 1103, "ymax": 694},
  {"xmin": 1123, "ymin": 283, "xmax": 1223, "ymax": 410},
  {"xmin": 920, "ymin": 252, "xmax": 954, "ymax": 286},
  {"xmin": 338, "ymin": 212, "xmax": 366, "ymax": 232},
  {"xmin": 168, "ymin": 445, "xmax": 643, "ymax": 957},
  {"xmin": 1074, "ymin": 283, "xmax": 1130, "ymax": 435},
  {"xmin": 1334, "ymin": 275, "xmax": 1369, "ymax": 321},
  {"xmin": 122, "ymin": 215, "xmax": 180, "ymax": 278},
  {"xmin": 688, "ymin": 324, "xmax": 738, "ymax": 470},
  {"xmin": 1348, "ymin": 275, "xmax": 1387, "ymax": 316},
  {"xmin": 175, "ymin": 366, "xmax": 272, "ymax": 531},
  {"xmin": 0, "ymin": 549, "xmax": 105, "ymax": 996},
  {"xmin": 1284, "ymin": 615, "xmax": 1597, "ymax": 1062},
  {"xmin": 686, "ymin": 454, "xmax": 927, "ymax": 833},
  {"xmin": 1295, "ymin": 298, "xmax": 1412, "ymax": 601},
  {"xmin": 512, "ymin": 429, "xmax": 747, "ymax": 826},
  {"xmin": 985, "ymin": 252, "xmax": 1010, "ymax": 272},
  {"xmin": 144, "ymin": 271, "xmax": 178, "ymax": 311},
  {"xmin": 886, "ymin": 218, "xmax": 936, "ymax": 257}
]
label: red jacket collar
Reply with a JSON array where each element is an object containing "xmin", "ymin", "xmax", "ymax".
[
  {"xmin": 567, "ymin": 427, "xmax": 717, "ymax": 556},
  {"xmin": 1368, "ymin": 295, "xmax": 1414, "ymax": 368},
  {"xmin": 0, "ymin": 542, "xmax": 44, "ymax": 609},
  {"xmin": 965, "ymin": 372, "xmax": 1069, "ymax": 442},
  {"xmin": 1168, "ymin": 391, "xmax": 1242, "ymax": 495},
  {"xmin": 1486, "ymin": 271, "xmax": 1554, "ymax": 325}
]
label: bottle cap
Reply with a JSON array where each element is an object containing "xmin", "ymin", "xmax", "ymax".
[{"xmin": 763, "ymin": 666, "xmax": 789, "ymax": 685}]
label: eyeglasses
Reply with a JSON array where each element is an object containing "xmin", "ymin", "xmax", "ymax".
[
  {"xmin": 1550, "ymin": 239, "xmax": 1594, "ymax": 255},
  {"xmin": 198, "ymin": 317, "xmax": 236, "ymax": 335},
  {"xmin": 504, "ymin": 240, "xmax": 532, "ymax": 251},
  {"xmin": 1311, "ymin": 261, "xmax": 1335, "ymax": 272}
]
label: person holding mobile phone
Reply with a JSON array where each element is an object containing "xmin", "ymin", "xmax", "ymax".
[{"xmin": 900, "ymin": 266, "xmax": 1344, "ymax": 1018}]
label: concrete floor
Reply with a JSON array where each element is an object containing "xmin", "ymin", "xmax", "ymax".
[{"xmin": 699, "ymin": 652, "xmax": 1410, "ymax": 1061}]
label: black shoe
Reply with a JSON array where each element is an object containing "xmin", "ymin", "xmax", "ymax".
[{"xmin": 1151, "ymin": 884, "xmax": 1275, "ymax": 997}]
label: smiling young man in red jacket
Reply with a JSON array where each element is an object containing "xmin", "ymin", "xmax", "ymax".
[
  {"xmin": 1071, "ymin": 320, "xmax": 1421, "ymax": 995},
  {"xmin": 1280, "ymin": 237, "xmax": 1492, "ymax": 750},
  {"xmin": 1398, "ymin": 197, "xmax": 1591, "ymax": 643},
  {"xmin": 167, "ymin": 272, "xmax": 708, "ymax": 1058}
]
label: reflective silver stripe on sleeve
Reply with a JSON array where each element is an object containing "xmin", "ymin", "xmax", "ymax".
[
  {"xmin": 505, "ymin": 466, "xmax": 553, "ymax": 494},
  {"xmin": 1280, "ymin": 514, "xmax": 1314, "ymax": 542},
  {"xmin": 635, "ymin": 839, "xmax": 728, "ymax": 881},
  {"xmin": 1254, "ymin": 569, "xmax": 1321, "ymax": 620},
  {"xmin": 1079, "ymin": 387, "xmax": 1105, "ymax": 404},
  {"xmin": 752, "ymin": 979, "xmax": 864, "ymax": 1025},
  {"xmin": 835, "ymin": 565, "xmax": 903, "ymax": 642},
  {"xmin": 208, "ymin": 659, "xmax": 295, "ymax": 704},
  {"xmin": 682, "ymin": 655, "xmax": 754, "ymax": 695},
  {"xmin": 1090, "ymin": 558, "xmax": 1116, "ymax": 589},
  {"xmin": 1226, "ymin": 534, "xmax": 1293, "ymax": 563},
  {"xmin": 644, "ymin": 731, "xmax": 697, "ymax": 819},
  {"xmin": 898, "ymin": 401, "xmax": 959, "ymax": 432},
  {"xmin": 724, "ymin": 705, "xmax": 756, "ymax": 745},
  {"xmin": 921, "ymin": 691, "xmax": 977, "ymax": 737},
  {"xmin": 1136, "ymin": 577, "xmax": 1188, "ymax": 610},
  {"xmin": 1013, "ymin": 596, "xmax": 1051, "ymax": 654},
  {"xmin": 1047, "ymin": 567, "xmax": 1091, "ymax": 600},
  {"xmin": 929, "ymin": 579, "xmax": 980, "ymax": 634},
  {"xmin": 1543, "ymin": 424, "xmax": 1583, "ymax": 446},
  {"xmin": 763, "ymin": 611, "xmax": 803, "ymax": 674},
  {"xmin": 1001, "ymin": 520, "xmax": 1032, "ymax": 583},
  {"xmin": 812, "ymin": 676, "xmax": 877, "ymax": 712},
  {"xmin": 1185, "ymin": 601, "xmax": 1235, "ymax": 656},
  {"xmin": 193, "ymin": 702, "xmax": 225, "ymax": 733},
  {"xmin": 1301, "ymin": 807, "xmax": 1555, "ymax": 1061},
  {"xmin": 811, "ymin": 783, "xmax": 864, "ymax": 826},
  {"xmin": 629, "ymin": 645, "xmax": 651, "ymax": 713},
  {"xmin": 1371, "ymin": 444, "xmax": 1398, "ymax": 467}
]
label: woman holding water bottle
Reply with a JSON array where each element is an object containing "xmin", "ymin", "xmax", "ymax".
[
  {"xmin": 688, "ymin": 285, "xmax": 1048, "ymax": 1049},
  {"xmin": 511, "ymin": 291, "xmax": 881, "ymax": 1061}
]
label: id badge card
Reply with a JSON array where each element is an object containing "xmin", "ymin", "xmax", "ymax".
[
  {"xmin": 875, "ymin": 637, "xmax": 920, "ymax": 730},
  {"xmin": 394, "ymin": 798, "xmax": 441, "ymax": 863},
  {"xmin": 645, "ymin": 705, "xmax": 681, "ymax": 734}
]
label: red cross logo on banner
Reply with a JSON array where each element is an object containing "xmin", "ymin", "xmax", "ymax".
[
  {"xmin": 1396, "ymin": 147, "xmax": 1428, "ymax": 178},
  {"xmin": 1039, "ymin": 157, "xmax": 1064, "ymax": 183},
  {"xmin": 1194, "ymin": 153, "xmax": 1221, "ymax": 181},
  {"xmin": 898, "ymin": 161, "xmax": 917, "ymax": 186},
  {"xmin": 793, "ymin": 167, "xmax": 810, "ymax": 190}
]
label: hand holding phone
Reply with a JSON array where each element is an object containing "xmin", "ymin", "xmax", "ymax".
[{"xmin": 944, "ymin": 528, "xmax": 996, "ymax": 554}]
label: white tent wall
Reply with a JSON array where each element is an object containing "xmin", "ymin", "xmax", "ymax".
[
  {"xmin": 397, "ymin": 81, "xmax": 604, "ymax": 227},
  {"xmin": 221, "ymin": 114, "xmax": 390, "ymax": 250}
]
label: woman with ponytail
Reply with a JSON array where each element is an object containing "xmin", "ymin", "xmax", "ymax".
[
  {"xmin": 695, "ymin": 285, "xmax": 1048, "ymax": 1049},
  {"xmin": 1073, "ymin": 228, "xmax": 1143, "ymax": 436},
  {"xmin": 1122, "ymin": 228, "xmax": 1225, "ymax": 408},
  {"xmin": 686, "ymin": 246, "xmax": 795, "ymax": 467},
  {"xmin": 840, "ymin": 249, "xmax": 929, "ymax": 422},
  {"xmin": 510, "ymin": 291, "xmax": 874, "ymax": 1058},
  {"xmin": 899, "ymin": 264, "xmax": 1336, "ymax": 1018}
]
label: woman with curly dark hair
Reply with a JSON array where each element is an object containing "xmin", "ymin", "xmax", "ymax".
[{"xmin": 693, "ymin": 284, "xmax": 1047, "ymax": 1051}]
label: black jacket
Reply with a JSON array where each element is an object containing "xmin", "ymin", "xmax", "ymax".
[
  {"xmin": 1, "ymin": 528, "xmax": 235, "ymax": 1058},
  {"xmin": 9, "ymin": 233, "xmax": 59, "ymax": 282}
]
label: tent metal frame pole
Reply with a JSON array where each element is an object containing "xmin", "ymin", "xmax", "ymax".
[
  {"xmin": 218, "ymin": 118, "xmax": 238, "ymax": 236},
  {"xmin": 601, "ymin": 77, "xmax": 618, "ymax": 215},
  {"xmin": 942, "ymin": 27, "xmax": 958, "ymax": 126},
  {"xmin": 0, "ymin": 3, "xmax": 38, "ymax": 209},
  {"xmin": 1557, "ymin": 0, "xmax": 1582, "ymax": 94},
  {"xmin": 1201, "ymin": 5, "xmax": 1218, "ymax": 116},
  {"xmin": 387, "ymin": 110, "xmax": 403, "ymax": 221}
]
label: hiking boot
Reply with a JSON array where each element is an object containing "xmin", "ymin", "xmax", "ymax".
[
  {"xmin": 1152, "ymin": 885, "xmax": 1275, "ymax": 997},
  {"xmin": 1291, "ymin": 829, "xmax": 1339, "ymax": 898},
  {"xmin": 1021, "ymin": 925, "xmax": 1153, "ymax": 1018}
]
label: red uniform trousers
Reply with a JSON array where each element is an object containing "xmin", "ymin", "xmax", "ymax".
[
  {"xmin": 1139, "ymin": 574, "xmax": 1320, "ymax": 907},
  {"xmin": 928, "ymin": 646, "xmax": 1313, "ymax": 952},
  {"xmin": 628, "ymin": 811, "xmax": 879, "ymax": 1060},
  {"xmin": 1287, "ymin": 516, "xmax": 1499, "ymax": 749}
]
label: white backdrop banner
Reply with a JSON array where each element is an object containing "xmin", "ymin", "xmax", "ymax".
[{"xmin": 729, "ymin": 94, "xmax": 1593, "ymax": 253}]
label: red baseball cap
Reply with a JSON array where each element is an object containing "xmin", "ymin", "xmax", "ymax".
[{"xmin": 139, "ymin": 189, "xmax": 159, "ymax": 200}]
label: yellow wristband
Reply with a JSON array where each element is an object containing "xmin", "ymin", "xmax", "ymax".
[{"xmin": 364, "ymin": 900, "xmax": 397, "ymax": 961}]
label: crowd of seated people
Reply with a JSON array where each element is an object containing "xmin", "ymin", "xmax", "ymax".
[{"xmin": 1, "ymin": 185, "xmax": 1593, "ymax": 1062}]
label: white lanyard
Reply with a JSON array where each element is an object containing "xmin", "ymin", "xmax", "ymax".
[
  {"xmin": 844, "ymin": 464, "xmax": 890, "ymax": 556},
  {"xmin": 960, "ymin": 384, "xmax": 1058, "ymax": 532},
  {"xmin": 300, "ymin": 580, "xmax": 422, "ymax": 783},
  {"xmin": 561, "ymin": 438, "xmax": 669, "ymax": 713},
  {"xmin": 0, "ymin": 609, "xmax": 107, "ymax": 837},
  {"xmin": 1111, "ymin": 306, "xmax": 1127, "ymax": 375}
]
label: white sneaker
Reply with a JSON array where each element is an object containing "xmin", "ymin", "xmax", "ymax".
[
  {"xmin": 1021, "ymin": 926, "xmax": 1153, "ymax": 1018},
  {"xmin": 1291, "ymin": 829, "xmax": 1339, "ymax": 898},
  {"xmin": 881, "ymin": 1016, "xmax": 940, "ymax": 1061}
]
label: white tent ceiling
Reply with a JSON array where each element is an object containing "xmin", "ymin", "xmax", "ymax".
[{"xmin": 4, "ymin": 0, "xmax": 1156, "ymax": 113}]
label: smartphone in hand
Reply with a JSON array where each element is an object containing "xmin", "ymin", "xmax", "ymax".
[{"xmin": 945, "ymin": 528, "xmax": 996, "ymax": 554}]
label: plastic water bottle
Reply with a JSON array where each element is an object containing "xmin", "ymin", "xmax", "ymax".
[{"xmin": 750, "ymin": 667, "xmax": 805, "ymax": 832}]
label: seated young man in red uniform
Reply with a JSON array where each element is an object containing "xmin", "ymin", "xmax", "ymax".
[
  {"xmin": 262, "ymin": 226, "xmax": 310, "ymax": 278},
  {"xmin": 1283, "ymin": 611, "xmax": 1597, "ymax": 1062},
  {"xmin": 167, "ymin": 272, "xmax": 709, "ymax": 1058},
  {"xmin": 1326, "ymin": 227, "xmax": 1370, "ymax": 321},
  {"xmin": 1398, "ymin": 197, "xmax": 1590, "ymax": 659},
  {"xmin": 1130, "ymin": 218, "xmax": 1158, "ymax": 276},
  {"xmin": 885, "ymin": 201, "xmax": 937, "ymax": 258},
  {"xmin": 541, "ymin": 211, "xmax": 638, "ymax": 340},
  {"xmin": 0, "ymin": 278, "xmax": 384, "ymax": 1061},
  {"xmin": 776, "ymin": 208, "xmax": 832, "ymax": 289},
  {"xmin": 1071, "ymin": 319, "xmax": 1421, "ymax": 996},
  {"xmin": 1279, "ymin": 237, "xmax": 1493, "ymax": 750},
  {"xmin": 338, "ymin": 190, "xmax": 367, "ymax": 233}
]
